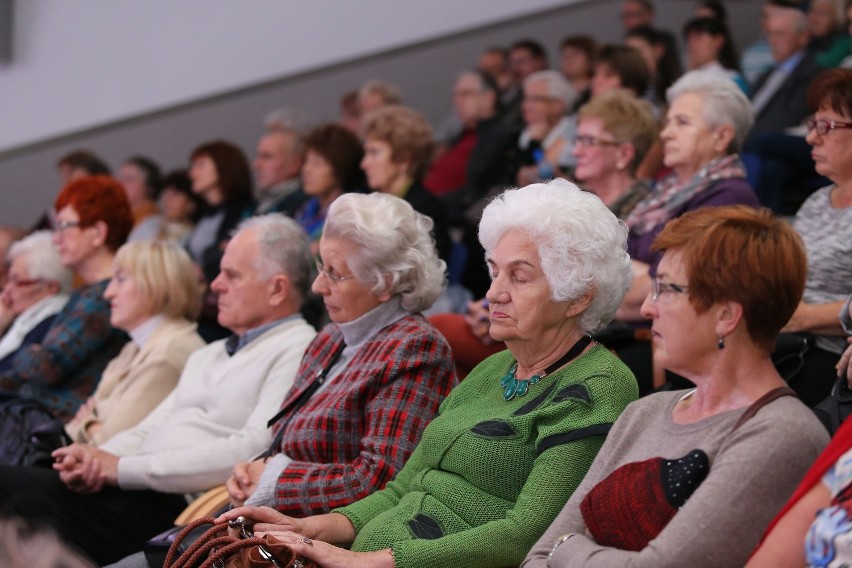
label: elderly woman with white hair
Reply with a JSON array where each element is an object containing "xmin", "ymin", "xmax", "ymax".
[
  {"xmin": 0, "ymin": 232, "xmax": 72, "ymax": 373},
  {"xmin": 219, "ymin": 180, "xmax": 638, "ymax": 568},
  {"xmin": 617, "ymin": 70, "xmax": 760, "ymax": 321},
  {"xmin": 524, "ymin": 206, "xmax": 827, "ymax": 568},
  {"xmin": 516, "ymin": 70, "xmax": 578, "ymax": 185},
  {"xmin": 222, "ymin": 192, "xmax": 457, "ymax": 519}
]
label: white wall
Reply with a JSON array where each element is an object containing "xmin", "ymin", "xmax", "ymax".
[
  {"xmin": 0, "ymin": 0, "xmax": 764, "ymax": 227},
  {"xmin": 0, "ymin": 0, "xmax": 572, "ymax": 152}
]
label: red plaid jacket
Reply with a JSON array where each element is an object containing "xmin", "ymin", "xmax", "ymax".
[{"xmin": 271, "ymin": 314, "xmax": 457, "ymax": 516}]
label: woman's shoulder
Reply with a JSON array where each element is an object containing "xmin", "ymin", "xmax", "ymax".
[
  {"xmin": 736, "ymin": 395, "xmax": 828, "ymax": 448},
  {"xmin": 796, "ymin": 184, "xmax": 840, "ymax": 218},
  {"xmin": 691, "ymin": 176, "xmax": 760, "ymax": 209},
  {"xmin": 146, "ymin": 320, "xmax": 206, "ymax": 358},
  {"xmin": 557, "ymin": 345, "xmax": 639, "ymax": 392}
]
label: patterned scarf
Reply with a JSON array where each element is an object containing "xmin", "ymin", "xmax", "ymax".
[{"xmin": 625, "ymin": 154, "xmax": 748, "ymax": 235}]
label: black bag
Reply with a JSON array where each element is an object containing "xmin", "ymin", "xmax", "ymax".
[
  {"xmin": 813, "ymin": 377, "xmax": 852, "ymax": 435},
  {"xmin": 0, "ymin": 392, "xmax": 70, "ymax": 467}
]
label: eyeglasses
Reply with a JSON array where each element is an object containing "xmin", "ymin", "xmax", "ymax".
[
  {"xmin": 4, "ymin": 277, "xmax": 43, "ymax": 288},
  {"xmin": 315, "ymin": 259, "xmax": 355, "ymax": 286},
  {"xmin": 651, "ymin": 277, "xmax": 689, "ymax": 301},
  {"xmin": 574, "ymin": 135, "xmax": 621, "ymax": 148},
  {"xmin": 52, "ymin": 219, "xmax": 82, "ymax": 232},
  {"xmin": 806, "ymin": 118, "xmax": 852, "ymax": 136}
]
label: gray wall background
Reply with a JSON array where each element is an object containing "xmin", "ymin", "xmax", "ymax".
[{"xmin": 0, "ymin": 0, "xmax": 762, "ymax": 228}]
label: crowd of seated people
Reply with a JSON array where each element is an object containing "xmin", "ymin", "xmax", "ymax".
[{"xmin": 1, "ymin": 1, "xmax": 852, "ymax": 566}]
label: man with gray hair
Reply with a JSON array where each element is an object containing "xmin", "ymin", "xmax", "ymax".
[
  {"xmin": 745, "ymin": 2, "xmax": 824, "ymax": 213},
  {"xmin": 0, "ymin": 215, "xmax": 317, "ymax": 565},
  {"xmin": 749, "ymin": 3, "xmax": 822, "ymax": 135},
  {"xmin": 254, "ymin": 109, "xmax": 313, "ymax": 217},
  {"xmin": 515, "ymin": 69, "xmax": 578, "ymax": 186}
]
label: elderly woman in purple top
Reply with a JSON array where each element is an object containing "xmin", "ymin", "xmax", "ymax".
[{"xmin": 616, "ymin": 70, "xmax": 760, "ymax": 322}]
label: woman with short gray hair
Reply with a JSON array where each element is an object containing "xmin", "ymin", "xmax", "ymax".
[
  {"xmin": 0, "ymin": 231, "xmax": 72, "ymax": 372},
  {"xmin": 618, "ymin": 70, "xmax": 760, "ymax": 322},
  {"xmin": 322, "ymin": 192, "xmax": 445, "ymax": 314}
]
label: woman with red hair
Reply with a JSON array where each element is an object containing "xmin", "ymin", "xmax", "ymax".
[{"xmin": 0, "ymin": 175, "xmax": 133, "ymax": 421}]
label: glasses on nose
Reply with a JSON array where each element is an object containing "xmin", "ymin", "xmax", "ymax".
[
  {"xmin": 315, "ymin": 259, "xmax": 355, "ymax": 286},
  {"xmin": 4, "ymin": 277, "xmax": 43, "ymax": 289},
  {"xmin": 806, "ymin": 118, "xmax": 852, "ymax": 136},
  {"xmin": 574, "ymin": 135, "xmax": 620, "ymax": 148},
  {"xmin": 651, "ymin": 277, "xmax": 689, "ymax": 301},
  {"xmin": 52, "ymin": 219, "xmax": 81, "ymax": 232}
]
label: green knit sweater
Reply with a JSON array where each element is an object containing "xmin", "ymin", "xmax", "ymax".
[{"xmin": 336, "ymin": 345, "xmax": 638, "ymax": 568}]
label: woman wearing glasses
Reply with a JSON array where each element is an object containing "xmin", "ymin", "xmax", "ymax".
[
  {"xmin": 524, "ymin": 206, "xmax": 828, "ymax": 568},
  {"xmin": 0, "ymin": 231, "xmax": 72, "ymax": 373},
  {"xmin": 225, "ymin": 192, "xmax": 456, "ymax": 515},
  {"xmin": 777, "ymin": 68, "xmax": 852, "ymax": 406},
  {"xmin": 572, "ymin": 89, "xmax": 658, "ymax": 220},
  {"xmin": 0, "ymin": 176, "xmax": 132, "ymax": 421}
]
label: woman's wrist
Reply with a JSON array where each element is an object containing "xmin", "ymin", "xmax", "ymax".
[{"xmin": 547, "ymin": 533, "xmax": 575, "ymax": 567}]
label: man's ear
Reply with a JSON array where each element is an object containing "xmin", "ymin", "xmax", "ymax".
[{"xmin": 268, "ymin": 273, "xmax": 291, "ymax": 307}]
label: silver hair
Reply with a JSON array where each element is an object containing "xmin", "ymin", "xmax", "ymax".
[
  {"xmin": 236, "ymin": 214, "xmax": 313, "ymax": 304},
  {"xmin": 7, "ymin": 231, "xmax": 72, "ymax": 294},
  {"xmin": 666, "ymin": 70, "xmax": 755, "ymax": 153},
  {"xmin": 478, "ymin": 179, "xmax": 632, "ymax": 334},
  {"xmin": 263, "ymin": 106, "xmax": 315, "ymax": 135},
  {"xmin": 323, "ymin": 192, "xmax": 446, "ymax": 313},
  {"xmin": 524, "ymin": 70, "xmax": 578, "ymax": 109}
]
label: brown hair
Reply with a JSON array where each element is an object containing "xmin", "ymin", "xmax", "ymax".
[
  {"xmin": 596, "ymin": 44, "xmax": 651, "ymax": 96},
  {"xmin": 806, "ymin": 68, "xmax": 852, "ymax": 117},
  {"xmin": 360, "ymin": 105, "xmax": 434, "ymax": 180},
  {"xmin": 189, "ymin": 140, "xmax": 253, "ymax": 203},
  {"xmin": 652, "ymin": 206, "xmax": 806, "ymax": 352},
  {"xmin": 304, "ymin": 124, "xmax": 364, "ymax": 189}
]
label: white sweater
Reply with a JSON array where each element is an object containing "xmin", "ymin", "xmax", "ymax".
[{"xmin": 101, "ymin": 317, "xmax": 316, "ymax": 493}]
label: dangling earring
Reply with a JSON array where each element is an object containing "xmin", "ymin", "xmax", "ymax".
[{"xmin": 717, "ymin": 335, "xmax": 725, "ymax": 350}]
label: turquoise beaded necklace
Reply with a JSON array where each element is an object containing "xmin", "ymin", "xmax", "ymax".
[{"xmin": 500, "ymin": 335, "xmax": 593, "ymax": 401}]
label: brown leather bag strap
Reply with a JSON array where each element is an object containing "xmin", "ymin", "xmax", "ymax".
[
  {"xmin": 165, "ymin": 517, "xmax": 231, "ymax": 568},
  {"xmin": 731, "ymin": 386, "xmax": 797, "ymax": 433}
]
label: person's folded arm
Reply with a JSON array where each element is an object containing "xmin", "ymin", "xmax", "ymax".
[
  {"xmin": 783, "ymin": 300, "xmax": 847, "ymax": 335},
  {"xmin": 533, "ymin": 409, "xmax": 826, "ymax": 568}
]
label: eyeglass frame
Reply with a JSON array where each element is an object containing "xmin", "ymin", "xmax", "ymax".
[
  {"xmin": 574, "ymin": 134, "xmax": 622, "ymax": 148},
  {"xmin": 4, "ymin": 277, "xmax": 44, "ymax": 288},
  {"xmin": 650, "ymin": 277, "xmax": 689, "ymax": 301},
  {"xmin": 51, "ymin": 219, "xmax": 82, "ymax": 232},
  {"xmin": 806, "ymin": 118, "xmax": 852, "ymax": 136},
  {"xmin": 315, "ymin": 258, "xmax": 356, "ymax": 286}
]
